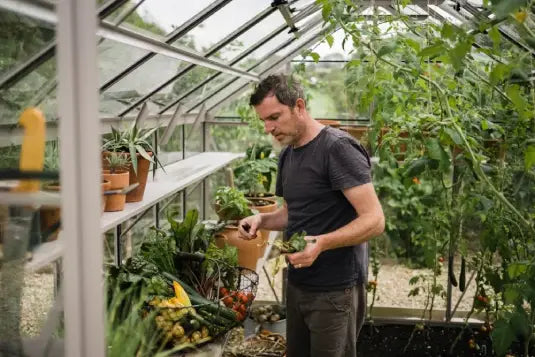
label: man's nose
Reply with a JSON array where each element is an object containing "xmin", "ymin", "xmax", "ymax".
[{"xmin": 264, "ymin": 121, "xmax": 274, "ymax": 134}]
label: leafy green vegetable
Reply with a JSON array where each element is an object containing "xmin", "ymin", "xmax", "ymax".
[
  {"xmin": 274, "ymin": 231, "xmax": 308, "ymax": 253},
  {"xmin": 213, "ymin": 186, "xmax": 253, "ymax": 221},
  {"xmin": 139, "ymin": 229, "xmax": 176, "ymax": 274}
]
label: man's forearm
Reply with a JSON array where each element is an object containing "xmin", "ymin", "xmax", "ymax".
[
  {"xmin": 318, "ymin": 213, "xmax": 384, "ymax": 251},
  {"xmin": 259, "ymin": 205, "xmax": 288, "ymax": 231}
]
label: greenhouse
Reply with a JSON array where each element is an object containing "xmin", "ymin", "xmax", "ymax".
[{"xmin": 0, "ymin": 0, "xmax": 534, "ymax": 356}]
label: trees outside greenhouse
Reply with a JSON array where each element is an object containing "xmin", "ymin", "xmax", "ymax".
[{"xmin": 0, "ymin": 0, "xmax": 534, "ymax": 356}]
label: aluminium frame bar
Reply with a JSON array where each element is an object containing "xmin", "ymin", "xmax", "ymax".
[
  {"xmin": 187, "ymin": 14, "xmax": 326, "ymax": 113},
  {"xmin": 117, "ymin": 4, "xmax": 279, "ymax": 116},
  {"xmin": 157, "ymin": 1, "xmax": 321, "ymax": 115},
  {"xmin": 100, "ymin": 0, "xmax": 233, "ymax": 92},
  {"xmin": 0, "ymin": 0, "xmax": 129, "ymax": 91},
  {"xmin": 57, "ymin": 0, "xmax": 105, "ymax": 355}
]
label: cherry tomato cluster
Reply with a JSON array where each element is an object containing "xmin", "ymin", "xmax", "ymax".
[{"xmin": 219, "ymin": 287, "xmax": 255, "ymax": 322}]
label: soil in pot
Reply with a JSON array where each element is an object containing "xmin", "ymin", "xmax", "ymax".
[
  {"xmin": 215, "ymin": 226, "xmax": 265, "ymax": 271},
  {"xmin": 40, "ymin": 183, "xmax": 61, "ymax": 242},
  {"xmin": 102, "ymin": 170, "xmax": 129, "ymax": 212},
  {"xmin": 357, "ymin": 322, "xmax": 530, "ymax": 357}
]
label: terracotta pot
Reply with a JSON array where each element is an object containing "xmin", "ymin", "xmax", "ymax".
[
  {"xmin": 101, "ymin": 179, "xmax": 111, "ymax": 213},
  {"xmin": 316, "ymin": 119, "xmax": 341, "ymax": 128},
  {"xmin": 247, "ymin": 197, "xmax": 277, "ymax": 255},
  {"xmin": 340, "ymin": 126, "xmax": 369, "ymax": 141},
  {"xmin": 215, "ymin": 226, "xmax": 265, "ymax": 271},
  {"xmin": 102, "ymin": 170, "xmax": 129, "ymax": 212},
  {"xmin": 102, "ymin": 151, "xmax": 153, "ymax": 203},
  {"xmin": 40, "ymin": 183, "xmax": 61, "ymax": 242},
  {"xmin": 126, "ymin": 152, "xmax": 153, "ymax": 202}
]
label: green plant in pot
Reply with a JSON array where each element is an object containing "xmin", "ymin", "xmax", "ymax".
[
  {"xmin": 233, "ymin": 144, "xmax": 278, "ymax": 199},
  {"xmin": 102, "ymin": 109, "xmax": 164, "ymax": 203},
  {"xmin": 213, "ymin": 186, "xmax": 253, "ymax": 222}
]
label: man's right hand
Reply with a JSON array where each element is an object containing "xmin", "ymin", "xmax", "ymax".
[{"xmin": 237, "ymin": 214, "xmax": 262, "ymax": 240}]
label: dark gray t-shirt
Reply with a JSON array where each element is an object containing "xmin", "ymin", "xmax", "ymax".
[{"xmin": 276, "ymin": 126, "xmax": 371, "ymax": 291}]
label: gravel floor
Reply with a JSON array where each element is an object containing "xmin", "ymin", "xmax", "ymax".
[
  {"xmin": 20, "ymin": 267, "xmax": 55, "ymax": 337},
  {"xmin": 256, "ymin": 258, "xmax": 477, "ymax": 313}
]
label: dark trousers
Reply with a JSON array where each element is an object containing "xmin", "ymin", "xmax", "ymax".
[{"xmin": 286, "ymin": 282, "xmax": 367, "ymax": 357}]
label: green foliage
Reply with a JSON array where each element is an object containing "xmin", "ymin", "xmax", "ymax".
[
  {"xmin": 273, "ymin": 231, "xmax": 308, "ymax": 253},
  {"xmin": 102, "ymin": 122, "xmax": 163, "ymax": 175},
  {"xmin": 43, "ymin": 140, "xmax": 60, "ymax": 171},
  {"xmin": 105, "ymin": 152, "xmax": 130, "ymax": 174},
  {"xmin": 165, "ymin": 209, "xmax": 217, "ymax": 254},
  {"xmin": 233, "ymin": 146, "xmax": 278, "ymax": 196},
  {"xmin": 213, "ymin": 186, "xmax": 253, "ymax": 221}
]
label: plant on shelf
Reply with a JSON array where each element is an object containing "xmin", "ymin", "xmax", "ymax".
[
  {"xmin": 105, "ymin": 152, "xmax": 130, "ymax": 174},
  {"xmin": 213, "ymin": 186, "xmax": 253, "ymax": 222},
  {"xmin": 233, "ymin": 143, "xmax": 278, "ymax": 199}
]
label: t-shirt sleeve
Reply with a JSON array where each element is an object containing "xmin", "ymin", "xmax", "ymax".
[
  {"xmin": 275, "ymin": 148, "xmax": 287, "ymax": 197},
  {"xmin": 328, "ymin": 138, "xmax": 371, "ymax": 190}
]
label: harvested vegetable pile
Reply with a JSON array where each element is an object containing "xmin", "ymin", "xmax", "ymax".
[{"xmin": 223, "ymin": 328, "xmax": 286, "ymax": 357}]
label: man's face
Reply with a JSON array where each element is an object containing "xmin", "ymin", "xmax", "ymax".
[{"xmin": 254, "ymin": 94, "xmax": 303, "ymax": 146}]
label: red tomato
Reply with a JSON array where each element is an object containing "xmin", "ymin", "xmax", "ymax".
[
  {"xmin": 238, "ymin": 304, "xmax": 247, "ymax": 314},
  {"xmin": 223, "ymin": 296, "xmax": 233, "ymax": 307},
  {"xmin": 219, "ymin": 287, "xmax": 229, "ymax": 297}
]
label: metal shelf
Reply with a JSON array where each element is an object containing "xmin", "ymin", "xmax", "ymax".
[
  {"xmin": 100, "ymin": 152, "xmax": 243, "ymax": 232},
  {"xmin": 25, "ymin": 234, "xmax": 63, "ymax": 272}
]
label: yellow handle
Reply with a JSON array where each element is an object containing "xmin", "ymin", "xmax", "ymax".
[{"xmin": 14, "ymin": 108, "xmax": 46, "ymax": 192}]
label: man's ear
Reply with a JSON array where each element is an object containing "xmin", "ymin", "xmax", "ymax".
[{"xmin": 295, "ymin": 98, "xmax": 306, "ymax": 114}]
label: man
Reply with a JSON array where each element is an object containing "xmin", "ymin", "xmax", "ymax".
[{"xmin": 238, "ymin": 74, "xmax": 384, "ymax": 357}]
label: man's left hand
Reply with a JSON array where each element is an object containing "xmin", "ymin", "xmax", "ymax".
[{"xmin": 287, "ymin": 236, "xmax": 323, "ymax": 269}]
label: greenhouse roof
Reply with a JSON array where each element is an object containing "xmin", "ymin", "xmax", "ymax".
[{"xmin": 0, "ymin": 0, "xmax": 532, "ymax": 129}]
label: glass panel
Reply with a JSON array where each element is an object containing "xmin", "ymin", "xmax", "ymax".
[
  {"xmin": 184, "ymin": 123, "xmax": 202, "ymax": 158},
  {"xmin": 0, "ymin": 58, "xmax": 57, "ymax": 125},
  {"xmin": 98, "ymin": 39, "xmax": 151, "ymax": 87},
  {"xmin": 0, "ymin": 9, "xmax": 55, "ymax": 78},
  {"xmin": 99, "ymin": 50, "xmax": 187, "ymax": 115},
  {"xmin": 204, "ymin": 172, "xmax": 227, "ymax": 220},
  {"xmin": 158, "ymin": 191, "xmax": 183, "ymax": 229},
  {"xmin": 128, "ymin": 207, "xmax": 156, "ymax": 258},
  {"xmin": 152, "ymin": 66, "xmax": 225, "ymax": 110},
  {"xmin": 175, "ymin": 0, "xmax": 263, "ymax": 53},
  {"xmin": 185, "ymin": 182, "xmax": 203, "ymax": 216},
  {"xmin": 103, "ymin": 223, "xmax": 127, "ymax": 264},
  {"xmin": 213, "ymin": 11, "xmax": 286, "ymax": 62},
  {"xmin": 206, "ymin": 122, "xmax": 272, "ymax": 153},
  {"xmin": 158, "ymin": 124, "xmax": 183, "ymax": 167},
  {"xmin": 179, "ymin": 73, "xmax": 235, "ymax": 110},
  {"xmin": 120, "ymin": 0, "xmax": 215, "ymax": 38},
  {"xmin": 232, "ymin": 30, "xmax": 295, "ymax": 70}
]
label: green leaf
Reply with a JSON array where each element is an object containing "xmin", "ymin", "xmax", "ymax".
[
  {"xmin": 418, "ymin": 43, "xmax": 446, "ymax": 58},
  {"xmin": 425, "ymin": 138, "xmax": 450, "ymax": 171},
  {"xmin": 525, "ymin": 37, "xmax": 535, "ymax": 50},
  {"xmin": 404, "ymin": 158, "xmax": 429, "ymax": 178},
  {"xmin": 510, "ymin": 311, "xmax": 530, "ymax": 338},
  {"xmin": 492, "ymin": 0, "xmax": 528, "ymax": 19},
  {"xmin": 449, "ymin": 39, "xmax": 472, "ymax": 70},
  {"xmin": 525, "ymin": 145, "xmax": 535, "ymax": 170},
  {"xmin": 309, "ymin": 52, "xmax": 320, "ymax": 63},
  {"xmin": 506, "ymin": 84, "xmax": 527, "ymax": 115},
  {"xmin": 441, "ymin": 23, "xmax": 456, "ymax": 40},
  {"xmin": 507, "ymin": 261, "xmax": 529, "ymax": 279},
  {"xmin": 444, "ymin": 127, "xmax": 463, "ymax": 146},
  {"xmin": 491, "ymin": 319, "xmax": 516, "ymax": 356},
  {"xmin": 481, "ymin": 120, "xmax": 489, "ymax": 130},
  {"xmin": 135, "ymin": 144, "xmax": 154, "ymax": 163},
  {"xmin": 129, "ymin": 143, "xmax": 138, "ymax": 175},
  {"xmin": 377, "ymin": 42, "xmax": 397, "ymax": 58},
  {"xmin": 325, "ymin": 34, "xmax": 334, "ymax": 48},
  {"xmin": 504, "ymin": 286, "xmax": 520, "ymax": 304},
  {"xmin": 489, "ymin": 26, "xmax": 501, "ymax": 50},
  {"xmin": 490, "ymin": 63, "xmax": 510, "ymax": 86},
  {"xmin": 404, "ymin": 38, "xmax": 420, "ymax": 52},
  {"xmin": 321, "ymin": 2, "xmax": 332, "ymax": 21}
]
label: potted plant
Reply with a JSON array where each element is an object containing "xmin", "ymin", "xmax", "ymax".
[
  {"xmin": 102, "ymin": 152, "xmax": 130, "ymax": 212},
  {"xmin": 102, "ymin": 120, "xmax": 163, "ymax": 203},
  {"xmin": 213, "ymin": 186, "xmax": 265, "ymax": 271}
]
